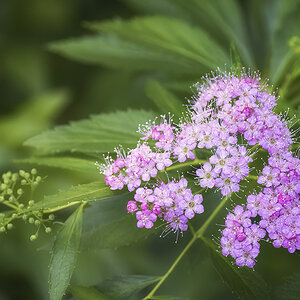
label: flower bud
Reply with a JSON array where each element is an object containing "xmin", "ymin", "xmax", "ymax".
[
  {"xmin": 48, "ymin": 214, "xmax": 55, "ymax": 221},
  {"xmin": 30, "ymin": 235, "xmax": 37, "ymax": 241},
  {"xmin": 45, "ymin": 227, "xmax": 52, "ymax": 233}
]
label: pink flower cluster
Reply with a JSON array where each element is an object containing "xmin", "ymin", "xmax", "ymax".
[
  {"xmin": 127, "ymin": 178, "xmax": 204, "ymax": 234},
  {"xmin": 221, "ymin": 205, "xmax": 266, "ymax": 268},
  {"xmin": 97, "ymin": 143, "xmax": 172, "ymax": 192},
  {"xmin": 98, "ymin": 70, "xmax": 299, "ymax": 267}
]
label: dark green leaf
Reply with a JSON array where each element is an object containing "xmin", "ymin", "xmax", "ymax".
[
  {"xmin": 146, "ymin": 79, "xmax": 184, "ymax": 116},
  {"xmin": 69, "ymin": 285, "xmax": 108, "ymax": 300},
  {"xmin": 269, "ymin": 0, "xmax": 300, "ymax": 84},
  {"xmin": 202, "ymin": 237, "xmax": 270, "ymax": 300},
  {"xmin": 24, "ymin": 109, "xmax": 155, "ymax": 154},
  {"xmin": 49, "ymin": 204, "xmax": 84, "ymax": 300},
  {"xmin": 97, "ymin": 275, "xmax": 160, "ymax": 300},
  {"xmin": 81, "ymin": 215, "xmax": 153, "ymax": 251},
  {"xmin": 274, "ymin": 273, "xmax": 300, "ymax": 300},
  {"xmin": 151, "ymin": 296, "xmax": 187, "ymax": 300}
]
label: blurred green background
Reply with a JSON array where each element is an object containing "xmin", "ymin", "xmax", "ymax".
[{"xmin": 0, "ymin": 0, "xmax": 299, "ymax": 299}]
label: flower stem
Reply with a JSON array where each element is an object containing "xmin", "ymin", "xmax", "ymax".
[
  {"xmin": 196, "ymin": 195, "xmax": 230, "ymax": 238},
  {"xmin": 143, "ymin": 235, "xmax": 198, "ymax": 300},
  {"xmin": 166, "ymin": 158, "xmax": 207, "ymax": 171},
  {"xmin": 143, "ymin": 195, "xmax": 231, "ymax": 299}
]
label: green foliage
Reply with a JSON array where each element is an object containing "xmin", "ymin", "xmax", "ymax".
[
  {"xmin": 69, "ymin": 285, "xmax": 108, "ymax": 300},
  {"xmin": 18, "ymin": 156, "xmax": 98, "ymax": 178},
  {"xmin": 49, "ymin": 203, "xmax": 84, "ymax": 300},
  {"xmin": 274, "ymin": 273, "xmax": 300, "ymax": 300},
  {"xmin": 49, "ymin": 35, "xmax": 198, "ymax": 75},
  {"xmin": 203, "ymin": 238, "xmax": 270, "ymax": 300},
  {"xmin": 24, "ymin": 109, "xmax": 156, "ymax": 154},
  {"xmin": 97, "ymin": 275, "xmax": 160, "ymax": 299},
  {"xmin": 88, "ymin": 16, "xmax": 230, "ymax": 69},
  {"xmin": 82, "ymin": 215, "xmax": 153, "ymax": 251},
  {"xmin": 1, "ymin": 1, "xmax": 300, "ymax": 299},
  {"xmin": 28, "ymin": 181, "xmax": 112, "ymax": 213},
  {"xmin": 146, "ymin": 80, "xmax": 184, "ymax": 117}
]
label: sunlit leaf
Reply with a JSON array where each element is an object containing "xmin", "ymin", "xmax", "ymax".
[
  {"xmin": 17, "ymin": 156, "xmax": 97, "ymax": 177},
  {"xmin": 49, "ymin": 35, "xmax": 200, "ymax": 76},
  {"xmin": 24, "ymin": 109, "xmax": 155, "ymax": 154},
  {"xmin": 49, "ymin": 204, "xmax": 84, "ymax": 300},
  {"xmin": 27, "ymin": 181, "xmax": 112, "ymax": 213},
  {"xmin": 87, "ymin": 16, "xmax": 230, "ymax": 69}
]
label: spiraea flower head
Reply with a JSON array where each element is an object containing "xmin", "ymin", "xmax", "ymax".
[{"xmin": 98, "ymin": 69, "xmax": 299, "ymax": 267}]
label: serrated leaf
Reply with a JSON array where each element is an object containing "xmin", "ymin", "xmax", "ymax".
[
  {"xmin": 69, "ymin": 285, "xmax": 108, "ymax": 300},
  {"xmin": 49, "ymin": 35, "xmax": 200, "ymax": 76},
  {"xmin": 28, "ymin": 181, "xmax": 112, "ymax": 213},
  {"xmin": 171, "ymin": 0, "xmax": 253, "ymax": 66},
  {"xmin": 88, "ymin": 16, "xmax": 230, "ymax": 70},
  {"xmin": 202, "ymin": 237, "xmax": 270, "ymax": 300},
  {"xmin": 49, "ymin": 204, "xmax": 84, "ymax": 300},
  {"xmin": 17, "ymin": 156, "xmax": 97, "ymax": 177},
  {"xmin": 24, "ymin": 109, "xmax": 155, "ymax": 154},
  {"xmin": 146, "ymin": 79, "xmax": 184, "ymax": 116},
  {"xmin": 97, "ymin": 275, "xmax": 160, "ymax": 300},
  {"xmin": 274, "ymin": 273, "xmax": 300, "ymax": 300}
]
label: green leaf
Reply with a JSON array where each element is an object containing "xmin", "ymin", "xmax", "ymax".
[
  {"xmin": 24, "ymin": 109, "xmax": 155, "ymax": 154},
  {"xmin": 170, "ymin": 0, "xmax": 254, "ymax": 66},
  {"xmin": 81, "ymin": 215, "xmax": 153, "ymax": 251},
  {"xmin": 151, "ymin": 296, "xmax": 187, "ymax": 300},
  {"xmin": 146, "ymin": 79, "xmax": 184, "ymax": 116},
  {"xmin": 88, "ymin": 16, "xmax": 230, "ymax": 70},
  {"xmin": 0, "ymin": 90, "xmax": 69, "ymax": 147},
  {"xmin": 49, "ymin": 204, "xmax": 84, "ymax": 300},
  {"xmin": 97, "ymin": 275, "xmax": 160, "ymax": 300},
  {"xmin": 49, "ymin": 35, "xmax": 199, "ymax": 75},
  {"xmin": 202, "ymin": 237, "xmax": 270, "ymax": 300},
  {"xmin": 81, "ymin": 195, "xmax": 153, "ymax": 251},
  {"xmin": 17, "ymin": 156, "xmax": 97, "ymax": 177},
  {"xmin": 274, "ymin": 273, "xmax": 300, "ymax": 300},
  {"xmin": 69, "ymin": 285, "xmax": 108, "ymax": 300},
  {"xmin": 269, "ymin": 0, "xmax": 300, "ymax": 84},
  {"xmin": 28, "ymin": 181, "xmax": 112, "ymax": 213}
]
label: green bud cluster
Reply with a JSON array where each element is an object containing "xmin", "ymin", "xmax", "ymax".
[{"xmin": 0, "ymin": 169, "xmax": 54, "ymax": 240}]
